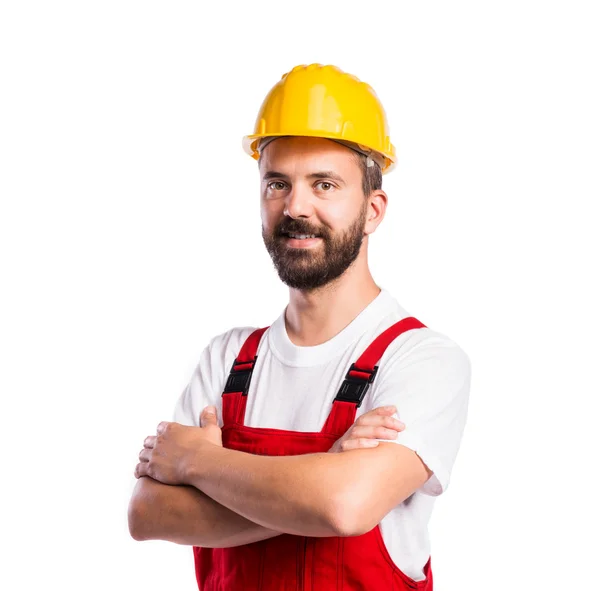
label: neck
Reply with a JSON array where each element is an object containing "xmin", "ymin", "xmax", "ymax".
[{"xmin": 284, "ymin": 261, "xmax": 381, "ymax": 347}]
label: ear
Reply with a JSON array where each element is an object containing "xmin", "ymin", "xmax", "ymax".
[{"xmin": 364, "ymin": 190, "xmax": 388, "ymax": 235}]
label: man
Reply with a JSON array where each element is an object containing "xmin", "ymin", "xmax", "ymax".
[{"xmin": 128, "ymin": 64, "xmax": 471, "ymax": 590}]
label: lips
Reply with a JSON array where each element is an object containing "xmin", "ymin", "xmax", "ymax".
[
  {"xmin": 280, "ymin": 231, "xmax": 321, "ymax": 238},
  {"xmin": 287, "ymin": 233, "xmax": 317, "ymax": 239},
  {"xmin": 283, "ymin": 236, "xmax": 322, "ymax": 249}
]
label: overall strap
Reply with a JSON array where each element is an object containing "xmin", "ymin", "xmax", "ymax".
[
  {"xmin": 221, "ymin": 327, "xmax": 269, "ymax": 426},
  {"xmin": 322, "ymin": 316, "xmax": 427, "ymax": 435}
]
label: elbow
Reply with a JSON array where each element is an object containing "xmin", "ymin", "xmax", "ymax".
[
  {"xmin": 327, "ymin": 489, "xmax": 372, "ymax": 538},
  {"xmin": 128, "ymin": 498, "xmax": 149, "ymax": 541}
]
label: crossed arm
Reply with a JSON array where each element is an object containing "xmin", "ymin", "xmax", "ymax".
[
  {"xmin": 128, "ymin": 412, "xmax": 431, "ymax": 546},
  {"xmin": 128, "ymin": 477, "xmax": 282, "ymax": 547}
]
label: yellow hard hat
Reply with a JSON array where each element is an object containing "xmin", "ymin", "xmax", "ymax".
[{"xmin": 243, "ymin": 64, "xmax": 397, "ymax": 173}]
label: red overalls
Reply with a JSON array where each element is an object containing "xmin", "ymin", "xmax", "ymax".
[{"xmin": 194, "ymin": 316, "xmax": 434, "ymax": 590}]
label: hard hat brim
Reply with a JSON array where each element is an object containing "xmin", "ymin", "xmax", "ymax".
[{"xmin": 242, "ymin": 132, "xmax": 396, "ymax": 174}]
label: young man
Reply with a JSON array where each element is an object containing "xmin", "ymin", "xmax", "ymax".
[{"xmin": 129, "ymin": 64, "xmax": 471, "ymax": 590}]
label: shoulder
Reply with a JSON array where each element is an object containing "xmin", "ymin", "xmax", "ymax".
[
  {"xmin": 381, "ymin": 320, "xmax": 470, "ymax": 376},
  {"xmin": 200, "ymin": 324, "xmax": 266, "ymax": 369},
  {"xmin": 207, "ymin": 325, "xmax": 262, "ymax": 354},
  {"xmin": 371, "ymin": 291, "xmax": 471, "ymax": 375},
  {"xmin": 372, "ymin": 321, "xmax": 472, "ymax": 406}
]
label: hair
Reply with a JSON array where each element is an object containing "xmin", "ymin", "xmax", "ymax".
[{"xmin": 355, "ymin": 152, "xmax": 383, "ymax": 198}]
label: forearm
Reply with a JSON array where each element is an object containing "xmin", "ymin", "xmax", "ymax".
[
  {"xmin": 128, "ymin": 476, "xmax": 284, "ymax": 548},
  {"xmin": 186, "ymin": 446, "xmax": 361, "ymax": 538}
]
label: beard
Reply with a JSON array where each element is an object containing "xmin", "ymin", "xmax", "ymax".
[{"xmin": 262, "ymin": 202, "xmax": 368, "ymax": 291}]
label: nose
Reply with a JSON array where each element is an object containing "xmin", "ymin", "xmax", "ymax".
[{"xmin": 283, "ymin": 184, "xmax": 315, "ymax": 219}]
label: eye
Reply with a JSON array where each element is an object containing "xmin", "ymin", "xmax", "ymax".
[
  {"xmin": 267, "ymin": 181, "xmax": 287, "ymax": 191},
  {"xmin": 315, "ymin": 181, "xmax": 334, "ymax": 191}
]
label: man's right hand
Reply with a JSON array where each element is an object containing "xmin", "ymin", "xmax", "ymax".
[{"xmin": 328, "ymin": 406, "xmax": 405, "ymax": 453}]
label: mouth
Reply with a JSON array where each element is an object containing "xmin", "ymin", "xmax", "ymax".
[
  {"xmin": 285, "ymin": 232, "xmax": 318, "ymax": 239},
  {"xmin": 281, "ymin": 232, "xmax": 323, "ymax": 248}
]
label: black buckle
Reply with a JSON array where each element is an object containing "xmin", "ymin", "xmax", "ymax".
[
  {"xmin": 334, "ymin": 363, "xmax": 379, "ymax": 408},
  {"xmin": 223, "ymin": 356, "xmax": 257, "ymax": 395}
]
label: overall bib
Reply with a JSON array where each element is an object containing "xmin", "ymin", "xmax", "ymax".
[{"xmin": 194, "ymin": 316, "xmax": 434, "ymax": 590}]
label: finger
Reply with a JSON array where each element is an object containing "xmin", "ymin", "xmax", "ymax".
[
  {"xmin": 144, "ymin": 436, "xmax": 156, "ymax": 449},
  {"xmin": 348, "ymin": 425, "xmax": 400, "ymax": 440},
  {"xmin": 138, "ymin": 448, "xmax": 151, "ymax": 462},
  {"xmin": 374, "ymin": 405, "xmax": 397, "ymax": 415},
  {"xmin": 354, "ymin": 415, "xmax": 403, "ymax": 429},
  {"xmin": 354, "ymin": 406, "xmax": 397, "ymax": 424},
  {"xmin": 380, "ymin": 415, "xmax": 405, "ymax": 430},
  {"xmin": 341, "ymin": 438, "xmax": 380, "ymax": 451},
  {"xmin": 355, "ymin": 414, "xmax": 405, "ymax": 431},
  {"xmin": 134, "ymin": 462, "xmax": 148, "ymax": 478},
  {"xmin": 156, "ymin": 421, "xmax": 169, "ymax": 434},
  {"xmin": 200, "ymin": 406, "xmax": 218, "ymax": 428}
]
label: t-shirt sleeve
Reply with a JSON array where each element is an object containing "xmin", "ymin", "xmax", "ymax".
[
  {"xmin": 172, "ymin": 327, "xmax": 257, "ymax": 428},
  {"xmin": 172, "ymin": 342, "xmax": 221, "ymax": 427},
  {"xmin": 371, "ymin": 337, "xmax": 471, "ymax": 497}
]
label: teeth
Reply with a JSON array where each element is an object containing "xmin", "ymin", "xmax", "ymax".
[{"xmin": 289, "ymin": 233, "xmax": 316, "ymax": 239}]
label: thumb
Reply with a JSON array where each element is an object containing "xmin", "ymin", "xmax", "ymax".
[{"xmin": 200, "ymin": 405, "xmax": 218, "ymax": 427}]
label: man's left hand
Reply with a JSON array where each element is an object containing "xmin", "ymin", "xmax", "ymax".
[{"xmin": 135, "ymin": 406, "xmax": 222, "ymax": 485}]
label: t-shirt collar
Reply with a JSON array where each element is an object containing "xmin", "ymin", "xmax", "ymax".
[{"xmin": 268, "ymin": 287, "xmax": 396, "ymax": 367}]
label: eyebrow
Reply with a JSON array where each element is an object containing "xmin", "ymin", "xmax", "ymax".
[
  {"xmin": 262, "ymin": 170, "xmax": 346, "ymax": 185},
  {"xmin": 307, "ymin": 171, "xmax": 346, "ymax": 185},
  {"xmin": 262, "ymin": 170, "xmax": 289, "ymax": 181}
]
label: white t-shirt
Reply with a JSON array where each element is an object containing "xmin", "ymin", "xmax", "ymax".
[{"xmin": 173, "ymin": 287, "xmax": 471, "ymax": 582}]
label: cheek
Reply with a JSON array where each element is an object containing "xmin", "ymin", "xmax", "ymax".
[
  {"xmin": 260, "ymin": 201, "xmax": 281, "ymax": 231},
  {"xmin": 320, "ymin": 202, "xmax": 355, "ymax": 229}
]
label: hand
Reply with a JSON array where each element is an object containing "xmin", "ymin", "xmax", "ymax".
[
  {"xmin": 134, "ymin": 406, "xmax": 223, "ymax": 485},
  {"xmin": 328, "ymin": 405, "xmax": 405, "ymax": 453}
]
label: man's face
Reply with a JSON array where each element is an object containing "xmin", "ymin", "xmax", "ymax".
[{"xmin": 259, "ymin": 137, "xmax": 368, "ymax": 291}]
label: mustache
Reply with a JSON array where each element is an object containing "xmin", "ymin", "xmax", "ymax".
[{"xmin": 276, "ymin": 221, "xmax": 325, "ymax": 237}]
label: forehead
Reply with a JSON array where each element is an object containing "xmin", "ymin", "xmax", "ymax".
[{"xmin": 259, "ymin": 137, "xmax": 361, "ymax": 180}]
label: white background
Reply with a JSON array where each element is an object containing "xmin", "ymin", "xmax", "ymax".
[{"xmin": 1, "ymin": 1, "xmax": 598, "ymax": 589}]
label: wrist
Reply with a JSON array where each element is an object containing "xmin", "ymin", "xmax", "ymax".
[{"xmin": 182, "ymin": 440, "xmax": 224, "ymax": 488}]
